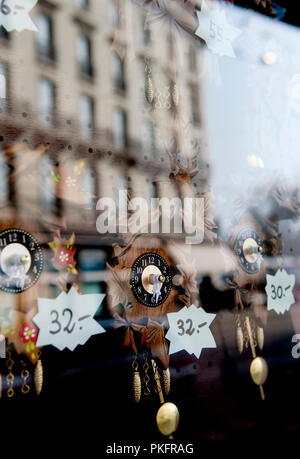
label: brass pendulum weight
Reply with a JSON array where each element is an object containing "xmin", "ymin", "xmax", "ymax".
[
  {"xmin": 34, "ymin": 355, "xmax": 44, "ymax": 395},
  {"xmin": 152, "ymin": 359, "xmax": 179, "ymax": 439},
  {"xmin": 163, "ymin": 368, "xmax": 171, "ymax": 396},
  {"xmin": 132, "ymin": 355, "xmax": 141, "ymax": 403},
  {"xmin": 145, "ymin": 59, "xmax": 153, "ymax": 105},
  {"xmin": 244, "ymin": 315, "xmax": 268, "ymax": 400},
  {"xmin": 236, "ymin": 313, "xmax": 244, "ymax": 354}
]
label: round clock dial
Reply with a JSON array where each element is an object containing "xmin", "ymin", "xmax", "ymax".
[
  {"xmin": 236, "ymin": 228, "xmax": 264, "ymax": 274},
  {"xmin": 130, "ymin": 252, "xmax": 172, "ymax": 307},
  {"xmin": 0, "ymin": 229, "xmax": 43, "ymax": 293}
]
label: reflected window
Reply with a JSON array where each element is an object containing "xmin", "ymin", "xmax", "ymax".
[
  {"xmin": 142, "ymin": 119, "xmax": 155, "ymax": 155},
  {"xmin": 190, "ymin": 84, "xmax": 200, "ymax": 125},
  {"xmin": 0, "ymin": 26, "xmax": 9, "ymax": 40},
  {"xmin": 80, "ymin": 165, "xmax": 95, "ymax": 208},
  {"xmin": 38, "ymin": 78, "xmax": 55, "ymax": 126},
  {"xmin": 0, "ymin": 62, "xmax": 7, "ymax": 110},
  {"xmin": 112, "ymin": 53, "xmax": 125, "ymax": 91},
  {"xmin": 79, "ymin": 95, "xmax": 94, "ymax": 138},
  {"xmin": 188, "ymin": 46, "xmax": 197, "ymax": 72},
  {"xmin": 77, "ymin": 35, "xmax": 93, "ymax": 77},
  {"xmin": 74, "ymin": 0, "xmax": 89, "ymax": 9},
  {"xmin": 167, "ymin": 33, "xmax": 174, "ymax": 59},
  {"xmin": 36, "ymin": 14, "xmax": 54, "ymax": 60},
  {"xmin": 0, "ymin": 149, "xmax": 8, "ymax": 205},
  {"xmin": 40, "ymin": 155, "xmax": 56, "ymax": 212},
  {"xmin": 113, "ymin": 108, "xmax": 127, "ymax": 149},
  {"xmin": 142, "ymin": 18, "xmax": 150, "ymax": 45},
  {"xmin": 108, "ymin": 0, "xmax": 119, "ymax": 26}
]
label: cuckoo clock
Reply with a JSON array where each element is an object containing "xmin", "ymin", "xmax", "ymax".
[{"xmin": 222, "ymin": 181, "xmax": 300, "ymax": 400}]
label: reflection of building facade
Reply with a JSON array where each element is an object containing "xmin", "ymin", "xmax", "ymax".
[{"xmin": 0, "ymin": 0, "xmax": 208, "ymax": 295}]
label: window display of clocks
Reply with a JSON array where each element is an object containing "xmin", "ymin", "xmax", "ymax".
[
  {"xmin": 130, "ymin": 252, "xmax": 172, "ymax": 307},
  {"xmin": 0, "ymin": 228, "xmax": 43, "ymax": 293}
]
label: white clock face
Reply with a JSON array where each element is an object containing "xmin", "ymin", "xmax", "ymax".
[{"xmin": 0, "ymin": 228, "xmax": 43, "ymax": 293}]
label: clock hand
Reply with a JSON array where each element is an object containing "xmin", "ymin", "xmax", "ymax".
[{"xmin": 152, "ymin": 274, "xmax": 164, "ymax": 304}]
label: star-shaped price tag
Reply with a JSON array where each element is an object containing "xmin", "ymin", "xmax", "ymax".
[
  {"xmin": 0, "ymin": 0, "xmax": 38, "ymax": 32},
  {"xmin": 265, "ymin": 268, "xmax": 296, "ymax": 314},
  {"xmin": 33, "ymin": 287, "xmax": 106, "ymax": 351},
  {"xmin": 195, "ymin": 0, "xmax": 241, "ymax": 57},
  {"xmin": 166, "ymin": 305, "xmax": 216, "ymax": 359}
]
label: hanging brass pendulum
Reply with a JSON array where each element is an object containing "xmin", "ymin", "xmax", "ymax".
[
  {"xmin": 245, "ymin": 316, "xmax": 268, "ymax": 400},
  {"xmin": 152, "ymin": 360, "xmax": 179, "ymax": 439}
]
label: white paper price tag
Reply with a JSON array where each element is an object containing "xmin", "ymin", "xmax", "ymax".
[
  {"xmin": 33, "ymin": 287, "xmax": 106, "ymax": 351},
  {"xmin": 0, "ymin": 0, "xmax": 38, "ymax": 32},
  {"xmin": 195, "ymin": 0, "xmax": 241, "ymax": 57},
  {"xmin": 265, "ymin": 268, "xmax": 296, "ymax": 314},
  {"xmin": 166, "ymin": 305, "xmax": 216, "ymax": 359}
]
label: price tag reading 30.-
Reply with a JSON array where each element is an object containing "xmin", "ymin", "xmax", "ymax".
[
  {"xmin": 33, "ymin": 287, "xmax": 106, "ymax": 351},
  {"xmin": 166, "ymin": 305, "xmax": 216, "ymax": 359},
  {"xmin": 265, "ymin": 268, "xmax": 296, "ymax": 314}
]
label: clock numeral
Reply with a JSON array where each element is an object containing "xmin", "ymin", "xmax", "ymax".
[
  {"xmin": 137, "ymin": 286, "xmax": 141, "ymax": 294},
  {"xmin": 0, "ymin": 238, "xmax": 7, "ymax": 247},
  {"xmin": 137, "ymin": 267, "xmax": 142, "ymax": 274},
  {"xmin": 29, "ymin": 241, "xmax": 35, "ymax": 251},
  {"xmin": 32, "ymin": 265, "xmax": 37, "ymax": 274},
  {"xmin": 8, "ymin": 233, "xmax": 17, "ymax": 243},
  {"xmin": 142, "ymin": 259, "xmax": 147, "ymax": 267},
  {"xmin": 148, "ymin": 256, "xmax": 155, "ymax": 264}
]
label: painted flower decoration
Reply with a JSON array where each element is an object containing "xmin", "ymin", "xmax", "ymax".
[
  {"xmin": 19, "ymin": 322, "xmax": 38, "ymax": 343},
  {"xmin": 63, "ymin": 174, "xmax": 79, "ymax": 190},
  {"xmin": 56, "ymin": 247, "xmax": 75, "ymax": 267},
  {"xmin": 48, "ymin": 231, "xmax": 78, "ymax": 275}
]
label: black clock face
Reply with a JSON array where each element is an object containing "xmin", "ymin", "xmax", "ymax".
[
  {"xmin": 0, "ymin": 229, "xmax": 43, "ymax": 293},
  {"xmin": 236, "ymin": 228, "xmax": 264, "ymax": 274},
  {"xmin": 130, "ymin": 252, "xmax": 172, "ymax": 307}
]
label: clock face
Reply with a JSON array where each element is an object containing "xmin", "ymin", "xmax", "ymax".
[
  {"xmin": 0, "ymin": 228, "xmax": 44, "ymax": 293},
  {"xmin": 236, "ymin": 228, "xmax": 264, "ymax": 274},
  {"xmin": 130, "ymin": 252, "xmax": 172, "ymax": 307}
]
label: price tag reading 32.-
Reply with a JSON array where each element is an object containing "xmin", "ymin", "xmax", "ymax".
[
  {"xmin": 33, "ymin": 287, "xmax": 106, "ymax": 351},
  {"xmin": 166, "ymin": 305, "xmax": 216, "ymax": 359},
  {"xmin": 265, "ymin": 268, "xmax": 296, "ymax": 314}
]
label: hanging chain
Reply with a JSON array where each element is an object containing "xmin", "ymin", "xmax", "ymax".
[
  {"xmin": 132, "ymin": 354, "xmax": 138, "ymax": 373},
  {"xmin": 250, "ymin": 317, "xmax": 258, "ymax": 348},
  {"xmin": 6, "ymin": 351, "xmax": 14, "ymax": 398},
  {"xmin": 143, "ymin": 353, "xmax": 151, "ymax": 396},
  {"xmin": 236, "ymin": 313, "xmax": 241, "ymax": 328},
  {"xmin": 242, "ymin": 314, "xmax": 249, "ymax": 349},
  {"xmin": 20, "ymin": 360, "xmax": 30, "ymax": 394}
]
